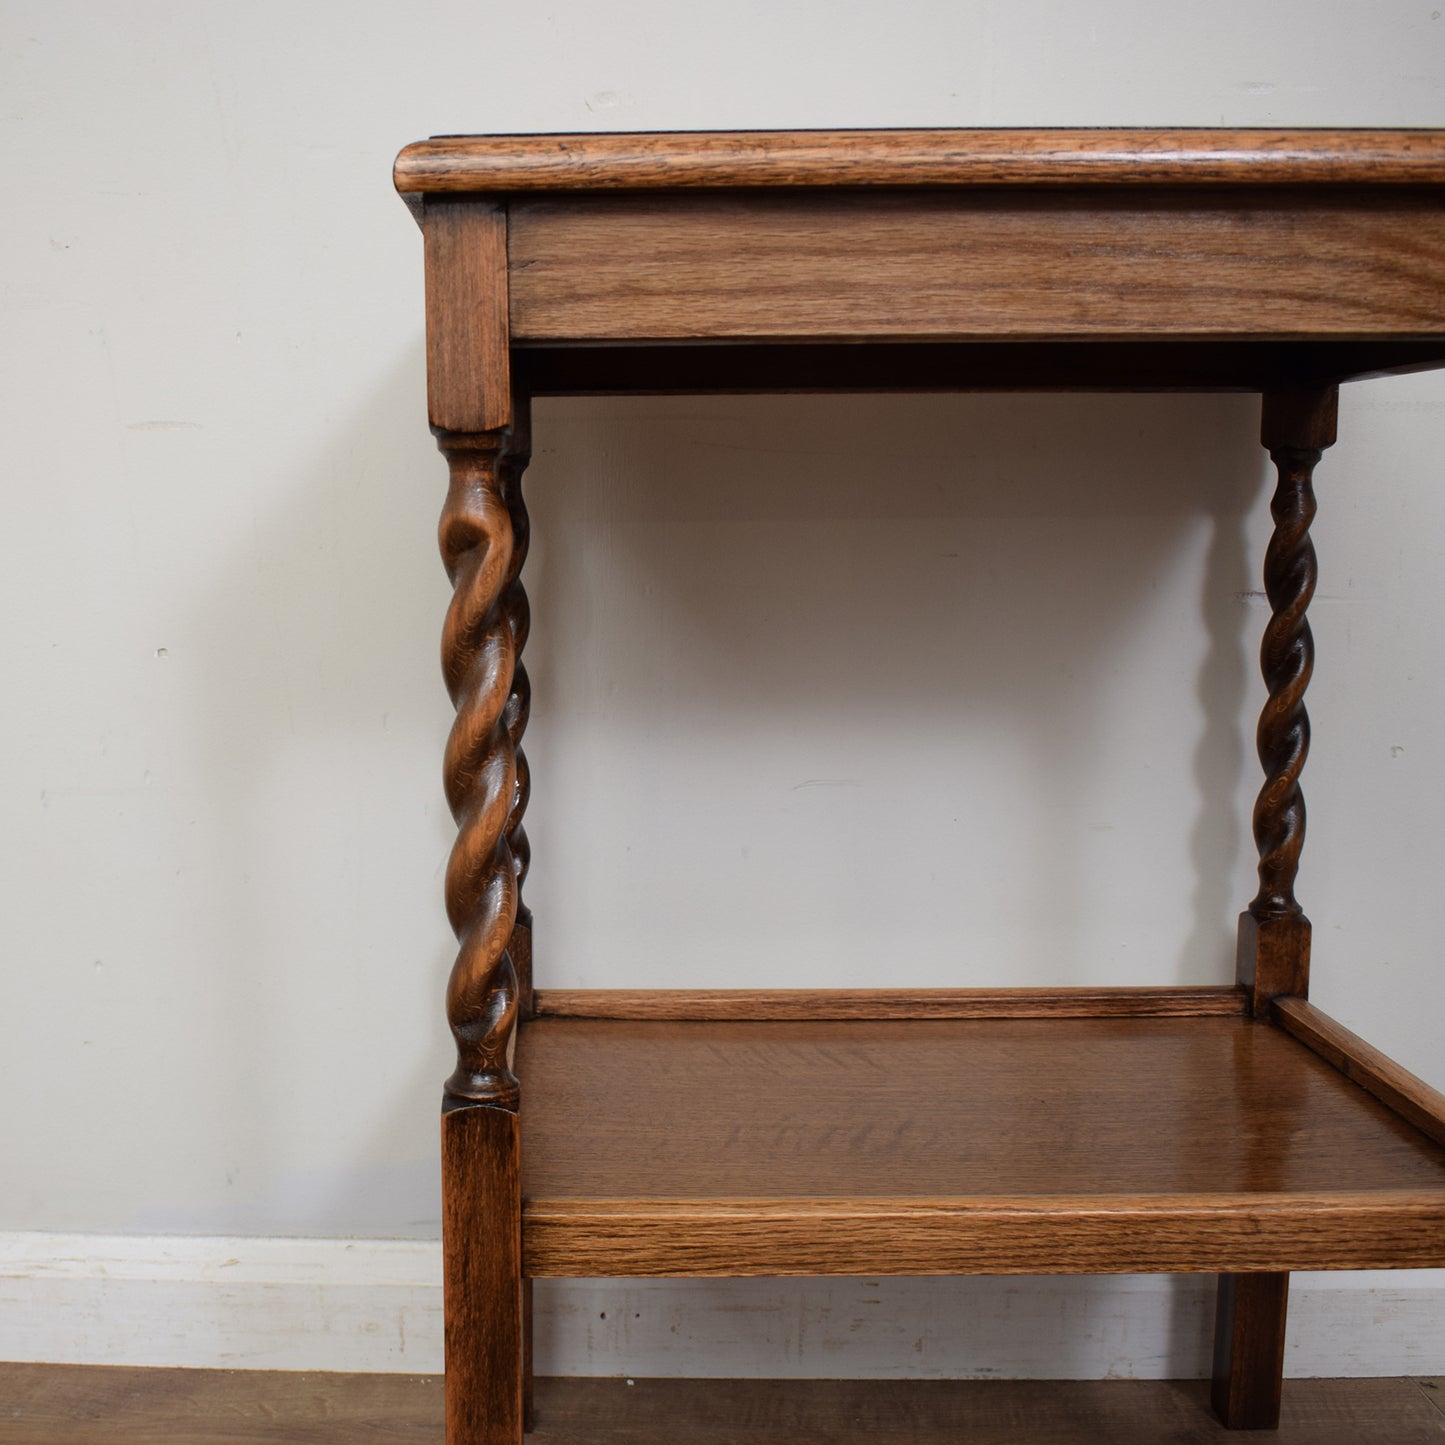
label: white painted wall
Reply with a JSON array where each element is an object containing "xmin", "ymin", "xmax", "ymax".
[
  {"xmin": 4, "ymin": 1235, "xmax": 1444, "ymax": 1380},
  {"xmin": 3, "ymin": 0, "xmax": 1444, "ymax": 1373}
]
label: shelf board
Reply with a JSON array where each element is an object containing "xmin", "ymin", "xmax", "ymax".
[
  {"xmin": 516, "ymin": 1012, "xmax": 1445, "ymax": 1277},
  {"xmin": 533, "ymin": 984, "xmax": 1248, "ymax": 1021}
]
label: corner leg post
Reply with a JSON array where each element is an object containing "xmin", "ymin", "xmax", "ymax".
[
  {"xmin": 443, "ymin": 1103, "xmax": 523, "ymax": 1445},
  {"xmin": 1212, "ymin": 1272, "xmax": 1290, "ymax": 1429},
  {"xmin": 1236, "ymin": 384, "xmax": 1336, "ymax": 1015}
]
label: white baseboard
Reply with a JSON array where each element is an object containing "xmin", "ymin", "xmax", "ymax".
[{"xmin": 2, "ymin": 1233, "xmax": 1442, "ymax": 1377}]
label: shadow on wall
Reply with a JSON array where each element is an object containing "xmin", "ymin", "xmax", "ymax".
[
  {"xmin": 162, "ymin": 379, "xmax": 1264, "ymax": 1237},
  {"xmin": 523, "ymin": 391, "xmax": 1265, "ymax": 991}
]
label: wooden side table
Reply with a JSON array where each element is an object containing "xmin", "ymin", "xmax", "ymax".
[{"xmin": 394, "ymin": 129, "xmax": 1445, "ymax": 1444}]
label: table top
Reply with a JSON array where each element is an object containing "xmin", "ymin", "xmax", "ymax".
[
  {"xmin": 396, "ymin": 128, "xmax": 1445, "ymax": 196},
  {"xmin": 403, "ymin": 128, "xmax": 1445, "ymax": 431}
]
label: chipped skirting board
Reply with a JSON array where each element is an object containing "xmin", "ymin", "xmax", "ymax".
[{"xmin": 1, "ymin": 1234, "xmax": 1442, "ymax": 1377}]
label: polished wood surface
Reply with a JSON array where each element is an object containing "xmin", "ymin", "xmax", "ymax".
[
  {"xmin": 515, "ymin": 1016, "xmax": 1445, "ymax": 1276},
  {"xmin": 438, "ymin": 430, "xmax": 527, "ymax": 1108},
  {"xmin": 395, "ymin": 128, "xmax": 1445, "ymax": 195},
  {"xmin": 1214, "ymin": 1272, "xmax": 1291, "ymax": 1429},
  {"xmin": 1250, "ymin": 387, "xmax": 1332, "ymax": 923},
  {"xmin": 443, "ymin": 1104, "xmax": 522, "ymax": 1445},
  {"xmin": 1235, "ymin": 386, "xmax": 1335, "ymax": 1014},
  {"xmin": 424, "ymin": 199, "xmax": 510, "ymax": 433},
  {"xmin": 1275, "ymin": 997, "xmax": 1445, "ymax": 1149},
  {"xmin": 524, "ymin": 1191, "xmax": 1445, "ymax": 1279},
  {"xmin": 520, "ymin": 1017, "xmax": 1445, "ymax": 1199},
  {"xmin": 397, "ymin": 130, "xmax": 1445, "ymax": 1438},
  {"xmin": 507, "ymin": 192, "xmax": 1445, "ymax": 344},
  {"xmin": 497, "ymin": 399, "xmax": 534, "ymax": 1022},
  {"xmin": 6, "ymin": 1367, "xmax": 1445, "ymax": 1445},
  {"xmin": 533, "ymin": 985, "xmax": 1250, "ymax": 1020}
]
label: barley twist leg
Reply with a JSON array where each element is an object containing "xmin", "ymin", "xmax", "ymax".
[
  {"xmin": 498, "ymin": 401, "xmax": 534, "ymax": 1019},
  {"xmin": 1218, "ymin": 384, "xmax": 1337, "ymax": 1433},
  {"xmin": 437, "ymin": 427, "xmax": 521, "ymax": 1109},
  {"xmin": 1234, "ymin": 385, "xmax": 1336, "ymax": 1018},
  {"xmin": 1249, "ymin": 440, "xmax": 1318, "ymax": 924}
]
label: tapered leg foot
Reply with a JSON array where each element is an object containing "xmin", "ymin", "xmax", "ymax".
[
  {"xmin": 443, "ymin": 1103, "xmax": 523, "ymax": 1445},
  {"xmin": 1212, "ymin": 1272, "xmax": 1289, "ymax": 1429}
]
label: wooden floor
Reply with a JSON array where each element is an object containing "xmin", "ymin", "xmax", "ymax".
[{"xmin": 2, "ymin": 1367, "xmax": 1442, "ymax": 1443}]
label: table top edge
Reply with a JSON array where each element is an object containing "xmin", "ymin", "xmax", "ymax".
[{"xmin": 395, "ymin": 127, "xmax": 1445, "ymax": 195}]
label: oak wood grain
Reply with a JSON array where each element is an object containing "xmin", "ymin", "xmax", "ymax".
[
  {"xmin": 507, "ymin": 192, "xmax": 1445, "ymax": 343},
  {"xmin": 1273, "ymin": 998, "xmax": 1445, "ymax": 1149},
  {"xmin": 395, "ymin": 129, "xmax": 1445, "ymax": 195},
  {"xmin": 424, "ymin": 198, "xmax": 510, "ymax": 433},
  {"xmin": 1213, "ymin": 1272, "xmax": 1290, "ymax": 1428},
  {"xmin": 1235, "ymin": 384, "xmax": 1336, "ymax": 1017},
  {"xmin": 6, "ymin": 1368, "xmax": 1445, "ymax": 1444},
  {"xmin": 401, "ymin": 131, "xmax": 1445, "ymax": 1432},
  {"xmin": 532, "ymin": 986, "xmax": 1250, "ymax": 1020},
  {"xmin": 497, "ymin": 397, "xmax": 534, "ymax": 1024},
  {"xmin": 518, "ymin": 1017, "xmax": 1445, "ymax": 1200},
  {"xmin": 510, "ymin": 1016, "xmax": 1445, "ymax": 1276},
  {"xmin": 437, "ymin": 431, "xmax": 523, "ymax": 1108},
  {"xmin": 443, "ymin": 1104, "xmax": 522, "ymax": 1445},
  {"xmin": 523, "ymin": 1192, "xmax": 1445, "ymax": 1278}
]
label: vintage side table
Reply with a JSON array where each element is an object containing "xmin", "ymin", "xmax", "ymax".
[{"xmin": 394, "ymin": 130, "xmax": 1445, "ymax": 1443}]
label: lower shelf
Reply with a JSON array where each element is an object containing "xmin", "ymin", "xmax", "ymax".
[
  {"xmin": 523, "ymin": 1377, "xmax": 1445, "ymax": 1444},
  {"xmin": 515, "ymin": 1004, "xmax": 1445, "ymax": 1277}
]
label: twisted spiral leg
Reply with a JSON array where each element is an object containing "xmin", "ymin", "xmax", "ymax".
[
  {"xmin": 1219, "ymin": 384, "xmax": 1336, "ymax": 1426},
  {"xmin": 437, "ymin": 428, "xmax": 521, "ymax": 1108},
  {"xmin": 1235, "ymin": 385, "xmax": 1336, "ymax": 1017},
  {"xmin": 1249, "ymin": 444, "xmax": 1318, "ymax": 922},
  {"xmin": 498, "ymin": 402, "xmax": 534, "ymax": 1018}
]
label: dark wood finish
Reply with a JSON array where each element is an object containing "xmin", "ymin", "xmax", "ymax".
[
  {"xmin": 396, "ymin": 130, "xmax": 1445, "ymax": 1440},
  {"xmin": 443, "ymin": 1104, "xmax": 522, "ymax": 1445},
  {"xmin": 1236, "ymin": 386, "xmax": 1337, "ymax": 1016},
  {"xmin": 438, "ymin": 427, "xmax": 529, "ymax": 1440},
  {"xmin": 521, "ymin": 1277, "xmax": 534, "ymax": 1433},
  {"xmin": 7, "ymin": 1368, "xmax": 1445, "ymax": 1445},
  {"xmin": 1217, "ymin": 387, "xmax": 1340, "ymax": 1425},
  {"xmin": 497, "ymin": 396, "xmax": 534, "ymax": 1023},
  {"xmin": 424, "ymin": 199, "xmax": 511, "ymax": 433},
  {"xmin": 1213, "ymin": 1273, "xmax": 1291, "ymax": 1429},
  {"xmin": 525, "ymin": 1191, "xmax": 1445, "ymax": 1280},
  {"xmin": 514, "ymin": 339, "xmax": 1445, "ymax": 397},
  {"xmin": 1274, "ymin": 998, "xmax": 1445, "ymax": 1150},
  {"xmin": 507, "ymin": 193, "xmax": 1445, "ymax": 344},
  {"xmin": 513, "ymin": 1016, "xmax": 1445, "ymax": 1277},
  {"xmin": 395, "ymin": 128, "xmax": 1445, "ymax": 195},
  {"xmin": 437, "ymin": 429, "xmax": 525, "ymax": 1108},
  {"xmin": 534, "ymin": 985, "xmax": 1250, "ymax": 1020},
  {"xmin": 519, "ymin": 1018, "xmax": 1445, "ymax": 1199},
  {"xmin": 1236, "ymin": 912, "xmax": 1311, "ymax": 1021}
]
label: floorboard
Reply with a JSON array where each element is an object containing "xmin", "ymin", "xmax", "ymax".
[
  {"xmin": 1419, "ymin": 1378, "xmax": 1445, "ymax": 1422},
  {"xmin": 2, "ymin": 1367, "xmax": 1444, "ymax": 1443}
]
